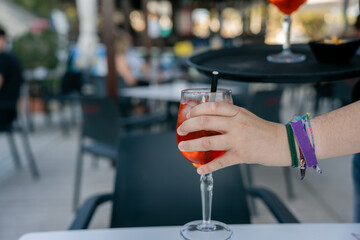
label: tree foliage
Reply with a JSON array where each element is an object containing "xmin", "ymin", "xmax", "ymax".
[
  {"xmin": 9, "ymin": 0, "xmax": 58, "ymax": 18},
  {"xmin": 12, "ymin": 30, "xmax": 59, "ymax": 70}
]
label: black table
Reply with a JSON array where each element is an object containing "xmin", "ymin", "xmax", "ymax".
[{"xmin": 188, "ymin": 44, "xmax": 360, "ymax": 83}]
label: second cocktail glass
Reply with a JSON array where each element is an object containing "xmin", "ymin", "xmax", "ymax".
[
  {"xmin": 176, "ymin": 88, "xmax": 233, "ymax": 240},
  {"xmin": 267, "ymin": 0, "xmax": 306, "ymax": 63}
]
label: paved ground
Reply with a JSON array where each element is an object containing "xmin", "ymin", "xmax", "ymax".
[{"xmin": 0, "ymin": 93, "xmax": 355, "ymax": 240}]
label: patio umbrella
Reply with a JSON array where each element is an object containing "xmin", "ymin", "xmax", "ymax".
[{"xmin": 75, "ymin": 0, "xmax": 99, "ymax": 70}]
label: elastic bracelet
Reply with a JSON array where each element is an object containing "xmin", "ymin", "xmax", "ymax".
[{"xmin": 285, "ymin": 124, "xmax": 298, "ymax": 168}]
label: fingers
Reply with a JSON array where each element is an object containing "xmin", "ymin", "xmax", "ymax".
[
  {"xmin": 197, "ymin": 152, "xmax": 239, "ymax": 175},
  {"xmin": 188, "ymin": 102, "xmax": 239, "ymax": 118},
  {"xmin": 177, "ymin": 116, "xmax": 231, "ymax": 136},
  {"xmin": 178, "ymin": 134, "xmax": 230, "ymax": 152}
]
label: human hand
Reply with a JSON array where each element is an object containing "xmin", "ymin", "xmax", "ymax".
[{"xmin": 177, "ymin": 102, "xmax": 291, "ymax": 174}]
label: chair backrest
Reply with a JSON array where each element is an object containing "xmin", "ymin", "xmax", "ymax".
[
  {"xmin": 80, "ymin": 96, "xmax": 119, "ymax": 146},
  {"xmin": 111, "ymin": 131, "xmax": 250, "ymax": 228},
  {"xmin": 246, "ymin": 89, "xmax": 283, "ymax": 123}
]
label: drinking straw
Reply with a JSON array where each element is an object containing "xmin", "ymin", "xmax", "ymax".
[
  {"xmin": 209, "ymin": 71, "xmax": 219, "ymax": 102},
  {"xmin": 211, "ymin": 71, "xmax": 219, "ymax": 93}
]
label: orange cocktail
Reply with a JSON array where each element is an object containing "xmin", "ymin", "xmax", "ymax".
[
  {"xmin": 267, "ymin": 0, "xmax": 306, "ymax": 63},
  {"xmin": 176, "ymin": 100, "xmax": 225, "ymax": 168},
  {"xmin": 269, "ymin": 0, "xmax": 306, "ymax": 15},
  {"xmin": 177, "ymin": 88, "xmax": 233, "ymax": 240}
]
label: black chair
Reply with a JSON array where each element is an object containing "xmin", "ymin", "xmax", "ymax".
[
  {"xmin": 0, "ymin": 100, "xmax": 39, "ymax": 179},
  {"xmin": 70, "ymin": 131, "xmax": 298, "ymax": 230},
  {"xmin": 40, "ymin": 71, "xmax": 82, "ymax": 135},
  {"xmin": 73, "ymin": 96, "xmax": 167, "ymax": 211},
  {"xmin": 245, "ymin": 89, "xmax": 295, "ymax": 202}
]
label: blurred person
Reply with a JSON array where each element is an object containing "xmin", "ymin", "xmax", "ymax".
[
  {"xmin": 114, "ymin": 29, "xmax": 150, "ymax": 87},
  {"xmin": 60, "ymin": 50, "xmax": 82, "ymax": 95},
  {"xmin": 114, "ymin": 30, "xmax": 151, "ymax": 116},
  {"xmin": 0, "ymin": 27, "xmax": 24, "ymax": 130}
]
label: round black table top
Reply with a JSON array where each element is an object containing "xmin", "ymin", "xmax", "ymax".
[{"xmin": 187, "ymin": 44, "xmax": 360, "ymax": 84}]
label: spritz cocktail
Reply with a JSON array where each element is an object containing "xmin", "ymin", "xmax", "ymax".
[
  {"xmin": 176, "ymin": 88, "xmax": 233, "ymax": 240},
  {"xmin": 177, "ymin": 100, "xmax": 226, "ymax": 168},
  {"xmin": 267, "ymin": 0, "xmax": 306, "ymax": 63}
]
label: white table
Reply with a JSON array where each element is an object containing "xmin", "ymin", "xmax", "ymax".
[
  {"xmin": 19, "ymin": 223, "xmax": 360, "ymax": 240},
  {"xmin": 119, "ymin": 81, "xmax": 245, "ymax": 102}
]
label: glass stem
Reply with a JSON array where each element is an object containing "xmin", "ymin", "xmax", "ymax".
[
  {"xmin": 200, "ymin": 173, "xmax": 213, "ymax": 227},
  {"xmin": 282, "ymin": 14, "xmax": 292, "ymax": 52}
]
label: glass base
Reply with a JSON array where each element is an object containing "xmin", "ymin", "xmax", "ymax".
[
  {"xmin": 267, "ymin": 50, "xmax": 306, "ymax": 63},
  {"xmin": 180, "ymin": 220, "xmax": 233, "ymax": 240}
]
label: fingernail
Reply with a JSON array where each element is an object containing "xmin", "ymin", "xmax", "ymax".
[
  {"xmin": 197, "ymin": 167, "xmax": 205, "ymax": 175},
  {"xmin": 186, "ymin": 112, "xmax": 190, "ymax": 119},
  {"xmin": 178, "ymin": 142, "xmax": 184, "ymax": 151},
  {"xmin": 177, "ymin": 127, "xmax": 182, "ymax": 136}
]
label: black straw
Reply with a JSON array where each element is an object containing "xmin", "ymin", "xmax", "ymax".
[{"xmin": 211, "ymin": 71, "xmax": 219, "ymax": 93}]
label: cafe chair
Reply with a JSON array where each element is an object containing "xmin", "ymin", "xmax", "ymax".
[
  {"xmin": 39, "ymin": 71, "xmax": 83, "ymax": 135},
  {"xmin": 0, "ymin": 100, "xmax": 39, "ymax": 179},
  {"xmin": 70, "ymin": 131, "xmax": 299, "ymax": 230},
  {"xmin": 73, "ymin": 96, "xmax": 167, "ymax": 211}
]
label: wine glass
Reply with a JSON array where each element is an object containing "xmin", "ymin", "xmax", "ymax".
[
  {"xmin": 267, "ymin": 0, "xmax": 306, "ymax": 63},
  {"xmin": 176, "ymin": 88, "xmax": 233, "ymax": 240}
]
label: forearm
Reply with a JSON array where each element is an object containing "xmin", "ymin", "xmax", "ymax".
[
  {"xmin": 311, "ymin": 100, "xmax": 360, "ymax": 160},
  {"xmin": 178, "ymin": 101, "xmax": 360, "ymax": 174}
]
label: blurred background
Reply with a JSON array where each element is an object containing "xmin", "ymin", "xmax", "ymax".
[{"xmin": 0, "ymin": 0, "xmax": 359, "ymax": 239}]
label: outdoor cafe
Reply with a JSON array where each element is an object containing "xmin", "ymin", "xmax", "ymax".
[{"xmin": 0, "ymin": 0, "xmax": 359, "ymax": 239}]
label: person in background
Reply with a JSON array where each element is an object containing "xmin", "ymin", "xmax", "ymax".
[
  {"xmin": 114, "ymin": 29, "xmax": 150, "ymax": 87},
  {"xmin": 114, "ymin": 29, "xmax": 151, "ymax": 116},
  {"xmin": 0, "ymin": 27, "xmax": 24, "ymax": 130}
]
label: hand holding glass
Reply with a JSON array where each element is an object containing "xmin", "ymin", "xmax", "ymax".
[{"xmin": 176, "ymin": 88, "xmax": 233, "ymax": 240}]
